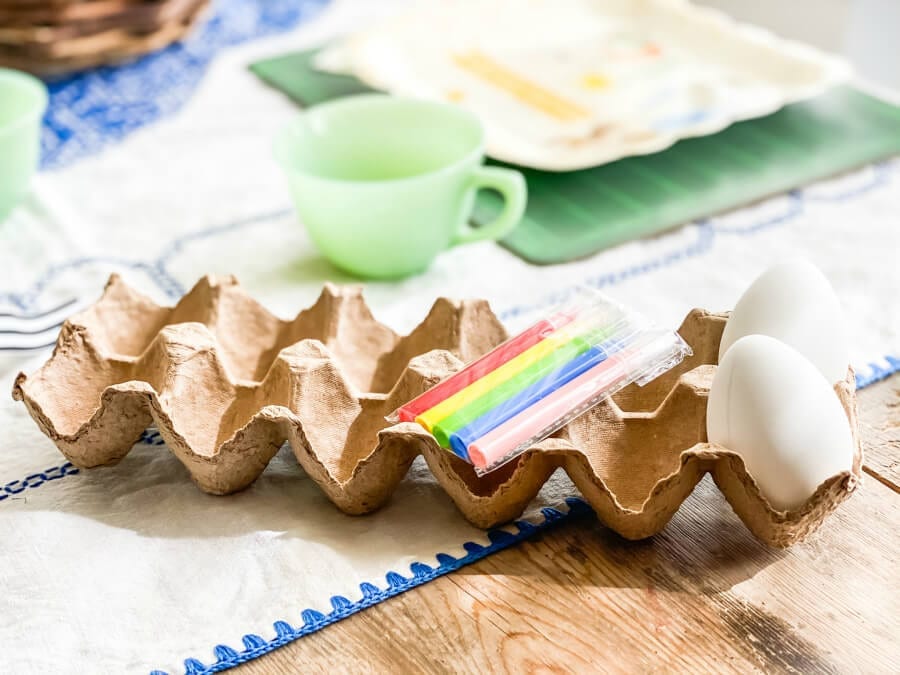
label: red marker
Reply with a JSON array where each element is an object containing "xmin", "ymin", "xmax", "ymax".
[{"xmin": 395, "ymin": 309, "xmax": 579, "ymax": 423}]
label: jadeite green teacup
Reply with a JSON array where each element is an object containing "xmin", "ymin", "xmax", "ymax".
[
  {"xmin": 275, "ymin": 95, "xmax": 526, "ymax": 279},
  {"xmin": 0, "ymin": 68, "xmax": 47, "ymax": 222}
]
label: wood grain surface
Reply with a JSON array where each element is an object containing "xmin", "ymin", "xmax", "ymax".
[{"xmin": 236, "ymin": 375, "xmax": 900, "ymax": 674}]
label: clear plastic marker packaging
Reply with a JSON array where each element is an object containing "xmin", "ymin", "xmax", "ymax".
[{"xmin": 389, "ymin": 289, "xmax": 692, "ymax": 475}]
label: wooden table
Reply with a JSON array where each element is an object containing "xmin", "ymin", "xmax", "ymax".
[{"xmin": 238, "ymin": 375, "xmax": 900, "ymax": 674}]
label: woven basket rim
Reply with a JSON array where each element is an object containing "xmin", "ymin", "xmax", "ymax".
[
  {"xmin": 0, "ymin": 0, "xmax": 208, "ymax": 75},
  {"xmin": 0, "ymin": 0, "xmax": 204, "ymax": 44}
]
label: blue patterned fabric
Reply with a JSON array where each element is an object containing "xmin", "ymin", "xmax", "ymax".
[{"xmin": 40, "ymin": 0, "xmax": 329, "ymax": 170}]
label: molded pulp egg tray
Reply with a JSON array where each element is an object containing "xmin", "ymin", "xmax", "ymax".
[{"xmin": 13, "ymin": 275, "xmax": 862, "ymax": 547}]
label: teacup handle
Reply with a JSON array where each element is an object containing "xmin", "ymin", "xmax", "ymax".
[{"xmin": 452, "ymin": 166, "xmax": 527, "ymax": 246}]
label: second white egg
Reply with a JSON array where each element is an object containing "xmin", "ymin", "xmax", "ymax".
[{"xmin": 707, "ymin": 334, "xmax": 855, "ymax": 511}]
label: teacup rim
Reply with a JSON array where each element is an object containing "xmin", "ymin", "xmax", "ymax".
[
  {"xmin": 0, "ymin": 68, "xmax": 49, "ymax": 139},
  {"xmin": 273, "ymin": 93, "xmax": 487, "ymax": 187}
]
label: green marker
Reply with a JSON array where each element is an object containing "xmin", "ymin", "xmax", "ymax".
[{"xmin": 431, "ymin": 326, "xmax": 610, "ymax": 447}]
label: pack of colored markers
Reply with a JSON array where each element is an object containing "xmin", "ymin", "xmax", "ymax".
[{"xmin": 389, "ymin": 289, "xmax": 692, "ymax": 475}]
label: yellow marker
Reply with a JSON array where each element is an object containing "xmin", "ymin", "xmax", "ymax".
[
  {"xmin": 452, "ymin": 50, "xmax": 590, "ymax": 121},
  {"xmin": 415, "ymin": 324, "xmax": 584, "ymax": 432},
  {"xmin": 446, "ymin": 89, "xmax": 465, "ymax": 102},
  {"xmin": 580, "ymin": 73, "xmax": 610, "ymax": 91}
]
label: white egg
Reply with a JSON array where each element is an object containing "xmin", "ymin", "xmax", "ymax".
[
  {"xmin": 719, "ymin": 259, "xmax": 848, "ymax": 383},
  {"xmin": 707, "ymin": 334, "xmax": 855, "ymax": 511}
]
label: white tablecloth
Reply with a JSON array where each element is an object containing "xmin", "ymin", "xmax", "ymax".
[{"xmin": 1, "ymin": 1, "xmax": 898, "ymax": 672}]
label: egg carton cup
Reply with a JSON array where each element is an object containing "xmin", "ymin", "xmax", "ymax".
[{"xmin": 13, "ymin": 275, "xmax": 862, "ymax": 547}]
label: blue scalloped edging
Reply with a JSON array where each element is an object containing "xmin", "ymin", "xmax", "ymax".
[
  {"xmin": 158, "ymin": 346, "xmax": 900, "ymax": 674},
  {"xmin": 145, "ymin": 497, "xmax": 595, "ymax": 675},
  {"xmin": 2, "ymin": 357, "xmax": 896, "ymax": 675},
  {"xmin": 855, "ymin": 355, "xmax": 900, "ymax": 388},
  {"xmin": 40, "ymin": 0, "xmax": 329, "ymax": 170}
]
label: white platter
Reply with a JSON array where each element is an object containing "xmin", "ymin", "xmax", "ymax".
[{"xmin": 316, "ymin": 0, "xmax": 851, "ymax": 171}]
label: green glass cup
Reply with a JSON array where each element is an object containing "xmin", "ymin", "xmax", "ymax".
[
  {"xmin": 0, "ymin": 68, "xmax": 47, "ymax": 223},
  {"xmin": 275, "ymin": 94, "xmax": 526, "ymax": 279}
]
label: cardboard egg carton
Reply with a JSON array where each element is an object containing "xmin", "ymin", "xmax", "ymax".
[{"xmin": 13, "ymin": 275, "xmax": 861, "ymax": 547}]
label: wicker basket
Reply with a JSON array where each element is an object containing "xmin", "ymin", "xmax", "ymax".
[{"xmin": 0, "ymin": 0, "xmax": 210, "ymax": 76}]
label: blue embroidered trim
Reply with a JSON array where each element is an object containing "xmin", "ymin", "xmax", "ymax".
[
  {"xmin": 3, "ymin": 162, "xmax": 894, "ymax": 314},
  {"xmin": 0, "ymin": 462, "xmax": 79, "ymax": 501},
  {"xmin": 2, "ymin": 161, "xmax": 898, "ymax": 501},
  {"xmin": 145, "ymin": 497, "xmax": 595, "ymax": 675},
  {"xmin": 41, "ymin": 0, "xmax": 329, "ymax": 169},
  {"xmin": 139, "ymin": 429, "xmax": 167, "ymax": 446},
  {"xmin": 3, "ymin": 353, "xmax": 896, "ymax": 507},
  {"xmin": 1, "ymin": 160, "xmax": 896, "ymax": 672},
  {"xmin": 0, "ymin": 430, "xmax": 161, "ymax": 502},
  {"xmin": 499, "ymin": 221, "xmax": 716, "ymax": 322},
  {"xmin": 161, "ymin": 349, "xmax": 900, "ymax": 674},
  {"xmin": 2, "ymin": 361, "xmax": 896, "ymax": 675},
  {"xmin": 498, "ymin": 161, "xmax": 893, "ymax": 323},
  {"xmin": 0, "ymin": 208, "xmax": 292, "ymax": 310}
]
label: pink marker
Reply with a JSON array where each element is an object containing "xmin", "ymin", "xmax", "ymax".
[{"xmin": 467, "ymin": 333, "xmax": 682, "ymax": 471}]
